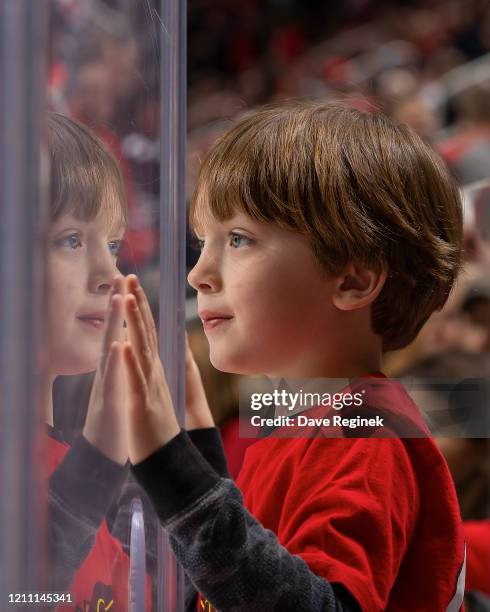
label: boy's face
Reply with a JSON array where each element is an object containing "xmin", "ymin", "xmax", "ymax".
[
  {"xmin": 46, "ymin": 209, "xmax": 124, "ymax": 376},
  {"xmin": 188, "ymin": 211, "xmax": 339, "ymax": 376}
]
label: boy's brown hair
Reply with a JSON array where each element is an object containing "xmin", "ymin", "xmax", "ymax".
[
  {"xmin": 46, "ymin": 112, "xmax": 127, "ymax": 228},
  {"xmin": 190, "ymin": 102, "xmax": 463, "ymax": 351}
]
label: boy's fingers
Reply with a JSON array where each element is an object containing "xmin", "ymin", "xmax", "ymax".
[
  {"xmin": 104, "ymin": 341, "xmax": 122, "ymax": 397},
  {"xmin": 101, "ymin": 294, "xmax": 124, "ymax": 372},
  {"xmin": 127, "ymin": 275, "xmax": 158, "ymax": 354},
  {"xmin": 124, "ymin": 294, "xmax": 153, "ymax": 377},
  {"xmin": 100, "ymin": 275, "xmax": 124, "ymax": 371},
  {"xmin": 112, "ymin": 275, "xmax": 124, "ymax": 296},
  {"xmin": 123, "ymin": 341, "xmax": 148, "ymax": 405}
]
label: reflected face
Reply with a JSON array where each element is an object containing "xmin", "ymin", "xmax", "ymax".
[
  {"xmin": 73, "ymin": 62, "xmax": 115, "ymax": 126},
  {"xmin": 187, "ymin": 211, "xmax": 337, "ymax": 376},
  {"xmin": 46, "ymin": 210, "xmax": 124, "ymax": 376}
]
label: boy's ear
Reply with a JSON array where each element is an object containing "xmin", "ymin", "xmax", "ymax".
[{"xmin": 332, "ymin": 264, "xmax": 387, "ymax": 311}]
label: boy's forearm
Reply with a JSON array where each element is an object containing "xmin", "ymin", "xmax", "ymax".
[
  {"xmin": 131, "ymin": 431, "xmax": 354, "ymax": 611},
  {"xmin": 48, "ymin": 434, "xmax": 128, "ymax": 591},
  {"xmin": 185, "ymin": 428, "xmax": 228, "ymax": 610},
  {"xmin": 104, "ymin": 427, "xmax": 226, "ymax": 612},
  {"xmin": 179, "ymin": 427, "xmax": 230, "ymax": 611}
]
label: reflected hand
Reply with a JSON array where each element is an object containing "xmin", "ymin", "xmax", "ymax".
[
  {"xmin": 122, "ymin": 275, "xmax": 180, "ymax": 465},
  {"xmin": 83, "ymin": 276, "xmax": 128, "ymax": 465}
]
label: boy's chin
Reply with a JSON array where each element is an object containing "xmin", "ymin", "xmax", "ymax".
[
  {"xmin": 53, "ymin": 355, "xmax": 98, "ymax": 377},
  {"xmin": 208, "ymin": 351, "xmax": 235, "ymax": 374},
  {"xmin": 209, "ymin": 348, "xmax": 262, "ymax": 376}
]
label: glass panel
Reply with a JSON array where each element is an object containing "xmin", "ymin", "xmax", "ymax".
[
  {"xmin": 42, "ymin": 0, "xmax": 185, "ymax": 609},
  {"xmin": 0, "ymin": 0, "xmax": 47, "ymax": 601},
  {"xmin": 158, "ymin": 0, "xmax": 187, "ymax": 610}
]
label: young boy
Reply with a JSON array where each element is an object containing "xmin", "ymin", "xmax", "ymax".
[{"xmin": 119, "ymin": 103, "xmax": 466, "ymax": 611}]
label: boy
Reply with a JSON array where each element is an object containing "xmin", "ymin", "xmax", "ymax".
[{"xmin": 119, "ymin": 103, "xmax": 466, "ymax": 610}]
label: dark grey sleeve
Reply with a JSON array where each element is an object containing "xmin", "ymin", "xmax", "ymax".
[
  {"xmin": 105, "ymin": 428, "xmax": 228, "ymax": 612},
  {"xmin": 184, "ymin": 428, "xmax": 229, "ymax": 611},
  {"xmin": 187, "ymin": 427, "xmax": 229, "ymax": 478},
  {"xmin": 132, "ymin": 430, "xmax": 360, "ymax": 612},
  {"xmin": 107, "ymin": 428, "xmax": 228, "ymax": 552},
  {"xmin": 48, "ymin": 434, "xmax": 128, "ymax": 591}
]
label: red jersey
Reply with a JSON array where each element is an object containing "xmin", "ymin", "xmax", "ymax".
[{"xmin": 235, "ymin": 380, "xmax": 465, "ymax": 611}]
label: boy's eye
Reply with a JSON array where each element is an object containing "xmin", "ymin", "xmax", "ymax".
[
  {"xmin": 58, "ymin": 233, "xmax": 82, "ymax": 250},
  {"xmin": 108, "ymin": 239, "xmax": 122, "ymax": 257},
  {"xmin": 229, "ymin": 232, "xmax": 251, "ymax": 248}
]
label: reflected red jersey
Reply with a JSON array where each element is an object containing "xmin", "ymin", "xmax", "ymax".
[{"xmin": 47, "ymin": 434, "xmax": 150, "ymax": 612}]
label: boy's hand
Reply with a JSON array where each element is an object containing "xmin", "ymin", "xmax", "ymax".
[
  {"xmin": 185, "ymin": 333, "xmax": 215, "ymax": 430},
  {"xmin": 122, "ymin": 275, "xmax": 180, "ymax": 465},
  {"xmin": 83, "ymin": 276, "xmax": 128, "ymax": 465}
]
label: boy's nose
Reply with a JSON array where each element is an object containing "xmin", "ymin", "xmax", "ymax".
[
  {"xmin": 187, "ymin": 255, "xmax": 221, "ymax": 293},
  {"xmin": 94, "ymin": 277, "xmax": 112, "ymax": 294},
  {"xmin": 89, "ymin": 251, "xmax": 118, "ymax": 294}
]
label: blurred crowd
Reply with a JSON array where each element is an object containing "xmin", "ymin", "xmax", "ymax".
[{"xmin": 48, "ymin": 0, "xmax": 489, "ymax": 559}]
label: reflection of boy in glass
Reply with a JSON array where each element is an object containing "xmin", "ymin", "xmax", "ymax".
[{"xmin": 45, "ymin": 113, "xmax": 140, "ymax": 610}]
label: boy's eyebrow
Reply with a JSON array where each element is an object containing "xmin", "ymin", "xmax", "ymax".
[
  {"xmin": 191, "ymin": 217, "xmax": 261, "ymax": 240},
  {"xmin": 190, "ymin": 228, "xmax": 205, "ymax": 241},
  {"xmin": 109, "ymin": 223, "xmax": 127, "ymax": 236},
  {"xmin": 97, "ymin": 212, "xmax": 127, "ymax": 235},
  {"xmin": 49, "ymin": 215, "xmax": 87, "ymax": 230}
]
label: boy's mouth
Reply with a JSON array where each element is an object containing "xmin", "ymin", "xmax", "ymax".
[
  {"xmin": 77, "ymin": 311, "xmax": 106, "ymax": 330},
  {"xmin": 199, "ymin": 310, "xmax": 233, "ymax": 331}
]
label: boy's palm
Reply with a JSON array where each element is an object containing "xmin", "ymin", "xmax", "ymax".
[
  {"xmin": 122, "ymin": 276, "xmax": 180, "ymax": 465},
  {"xmin": 185, "ymin": 333, "xmax": 215, "ymax": 430},
  {"xmin": 83, "ymin": 277, "xmax": 128, "ymax": 465}
]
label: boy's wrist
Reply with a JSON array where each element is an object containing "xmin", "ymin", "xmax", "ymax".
[
  {"xmin": 51, "ymin": 434, "xmax": 129, "ymax": 527},
  {"xmin": 187, "ymin": 427, "xmax": 229, "ymax": 478},
  {"xmin": 127, "ymin": 409, "xmax": 180, "ymax": 466},
  {"xmin": 185, "ymin": 412, "xmax": 215, "ymax": 430},
  {"xmin": 131, "ymin": 429, "xmax": 221, "ymax": 525},
  {"xmin": 82, "ymin": 422, "xmax": 129, "ymax": 466}
]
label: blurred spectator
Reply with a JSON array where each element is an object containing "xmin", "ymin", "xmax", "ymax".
[
  {"xmin": 67, "ymin": 61, "xmax": 115, "ymax": 127},
  {"xmin": 383, "ymin": 263, "xmax": 489, "ymax": 376},
  {"xmin": 399, "ymin": 351, "xmax": 490, "ymax": 605},
  {"xmin": 389, "ymin": 88, "xmax": 442, "ymax": 143},
  {"xmin": 440, "ymin": 85, "xmax": 490, "ymax": 185},
  {"xmin": 463, "ymin": 278, "xmax": 490, "ymax": 351}
]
